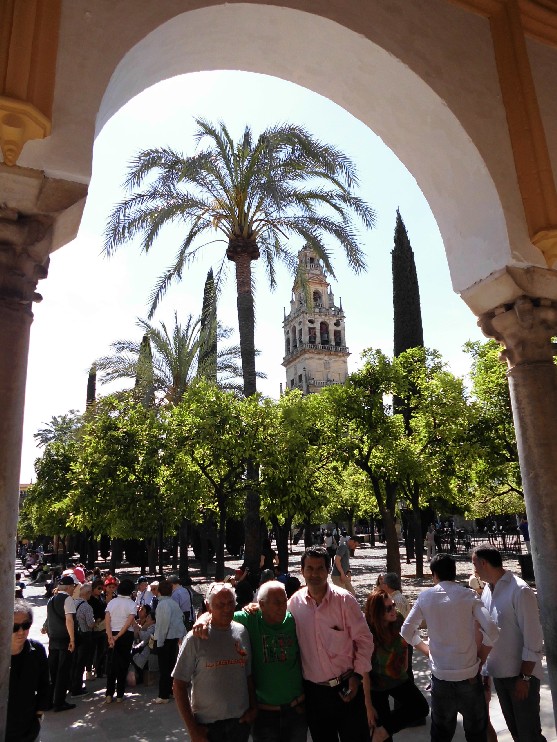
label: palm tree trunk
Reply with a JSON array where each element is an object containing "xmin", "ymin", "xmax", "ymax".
[{"xmin": 229, "ymin": 245, "xmax": 261, "ymax": 573}]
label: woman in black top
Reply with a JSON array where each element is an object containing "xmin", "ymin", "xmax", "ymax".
[
  {"xmin": 7, "ymin": 599, "xmax": 50, "ymax": 742},
  {"xmin": 89, "ymin": 578, "xmax": 107, "ymax": 678}
]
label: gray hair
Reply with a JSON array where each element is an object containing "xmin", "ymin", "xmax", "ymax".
[
  {"xmin": 80, "ymin": 583, "xmax": 93, "ymax": 597},
  {"xmin": 14, "ymin": 598, "xmax": 33, "ymax": 622},
  {"xmin": 258, "ymin": 580, "xmax": 287, "ymax": 604},
  {"xmin": 206, "ymin": 582, "xmax": 235, "ymax": 607}
]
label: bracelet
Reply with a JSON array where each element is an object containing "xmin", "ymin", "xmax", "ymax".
[{"xmin": 519, "ymin": 674, "xmax": 532, "ymax": 682}]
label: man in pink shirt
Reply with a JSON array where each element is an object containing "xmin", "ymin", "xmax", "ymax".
[{"xmin": 288, "ymin": 546, "xmax": 373, "ymax": 742}]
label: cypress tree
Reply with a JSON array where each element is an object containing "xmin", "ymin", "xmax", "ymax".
[
  {"xmin": 135, "ymin": 334, "xmax": 155, "ymax": 407},
  {"xmin": 392, "ymin": 209, "xmax": 426, "ymax": 577},
  {"xmin": 392, "ymin": 209, "xmax": 424, "ymax": 356},
  {"xmin": 86, "ymin": 364, "xmax": 96, "ymax": 408},
  {"xmin": 198, "ymin": 268, "xmax": 218, "ymax": 383}
]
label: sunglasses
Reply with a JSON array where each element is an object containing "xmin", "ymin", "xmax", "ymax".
[
  {"xmin": 384, "ymin": 604, "xmax": 396, "ymax": 612},
  {"xmin": 13, "ymin": 621, "xmax": 32, "ymax": 633}
]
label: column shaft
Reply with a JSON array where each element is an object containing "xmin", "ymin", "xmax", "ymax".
[
  {"xmin": 0, "ymin": 302, "xmax": 32, "ymax": 732},
  {"xmin": 507, "ymin": 360, "xmax": 557, "ymax": 724}
]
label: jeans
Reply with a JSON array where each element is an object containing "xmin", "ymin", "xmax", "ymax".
[
  {"xmin": 206, "ymin": 717, "xmax": 251, "ymax": 742},
  {"xmin": 431, "ymin": 674, "xmax": 487, "ymax": 742},
  {"xmin": 157, "ymin": 637, "xmax": 179, "ymax": 699},
  {"xmin": 106, "ymin": 631, "xmax": 134, "ymax": 698},
  {"xmin": 48, "ymin": 645, "xmax": 73, "ymax": 708},
  {"xmin": 304, "ymin": 679, "xmax": 369, "ymax": 742},
  {"xmin": 493, "ymin": 676, "xmax": 546, "ymax": 742},
  {"xmin": 372, "ymin": 678, "xmax": 429, "ymax": 735},
  {"xmin": 252, "ymin": 705, "xmax": 308, "ymax": 742}
]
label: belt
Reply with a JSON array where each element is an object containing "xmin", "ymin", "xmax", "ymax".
[
  {"xmin": 315, "ymin": 670, "xmax": 353, "ymax": 687},
  {"xmin": 258, "ymin": 694, "xmax": 305, "ymax": 712}
]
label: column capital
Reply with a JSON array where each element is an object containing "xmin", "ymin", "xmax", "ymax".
[
  {"xmin": 479, "ymin": 296, "xmax": 557, "ymax": 368},
  {"xmin": 0, "ymin": 207, "xmax": 52, "ymax": 314}
]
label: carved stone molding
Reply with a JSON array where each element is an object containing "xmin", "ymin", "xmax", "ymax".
[
  {"xmin": 479, "ymin": 295, "xmax": 557, "ymax": 367},
  {"xmin": 0, "ymin": 207, "xmax": 52, "ymax": 312}
]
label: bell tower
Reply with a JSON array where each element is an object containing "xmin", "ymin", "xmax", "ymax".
[{"xmin": 282, "ymin": 246, "xmax": 349, "ymax": 394}]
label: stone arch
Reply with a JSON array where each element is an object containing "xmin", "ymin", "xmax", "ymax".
[{"xmin": 93, "ymin": 3, "xmax": 532, "ymax": 301}]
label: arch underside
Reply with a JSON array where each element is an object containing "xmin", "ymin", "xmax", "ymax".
[{"xmin": 91, "ymin": 4, "xmax": 542, "ymax": 301}]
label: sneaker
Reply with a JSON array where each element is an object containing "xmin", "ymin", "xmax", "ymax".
[
  {"xmin": 115, "ymin": 697, "xmax": 124, "ymax": 703},
  {"xmin": 104, "ymin": 696, "xmax": 113, "ymax": 704},
  {"xmin": 86, "ymin": 672, "xmax": 95, "ymax": 681},
  {"xmin": 153, "ymin": 697, "xmax": 169, "ymax": 704}
]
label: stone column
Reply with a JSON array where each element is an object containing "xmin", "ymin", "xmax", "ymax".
[
  {"xmin": 0, "ymin": 207, "xmax": 51, "ymax": 735},
  {"xmin": 480, "ymin": 296, "xmax": 557, "ymax": 726}
]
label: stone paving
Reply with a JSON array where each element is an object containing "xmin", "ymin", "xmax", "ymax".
[{"xmin": 19, "ymin": 541, "xmax": 556, "ymax": 741}]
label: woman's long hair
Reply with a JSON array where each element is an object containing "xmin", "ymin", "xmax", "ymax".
[{"xmin": 364, "ymin": 588, "xmax": 400, "ymax": 647}]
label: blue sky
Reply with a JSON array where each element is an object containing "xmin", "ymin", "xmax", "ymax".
[{"xmin": 21, "ymin": 71, "xmax": 485, "ymax": 481}]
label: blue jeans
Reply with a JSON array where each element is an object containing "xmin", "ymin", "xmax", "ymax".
[
  {"xmin": 252, "ymin": 705, "xmax": 308, "ymax": 742},
  {"xmin": 431, "ymin": 674, "xmax": 487, "ymax": 742},
  {"xmin": 493, "ymin": 676, "xmax": 546, "ymax": 742},
  {"xmin": 206, "ymin": 717, "xmax": 251, "ymax": 742}
]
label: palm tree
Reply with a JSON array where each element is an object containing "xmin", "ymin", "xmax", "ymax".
[
  {"xmin": 95, "ymin": 313, "xmax": 246, "ymax": 404},
  {"xmin": 104, "ymin": 118, "xmax": 376, "ymax": 398},
  {"xmin": 104, "ymin": 118, "xmax": 376, "ymax": 569}
]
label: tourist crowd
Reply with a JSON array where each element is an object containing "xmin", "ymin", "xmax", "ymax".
[{"xmin": 8, "ymin": 539, "xmax": 547, "ymax": 742}]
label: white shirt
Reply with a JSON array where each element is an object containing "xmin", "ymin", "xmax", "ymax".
[
  {"xmin": 106, "ymin": 596, "xmax": 136, "ymax": 632},
  {"xmin": 135, "ymin": 589, "xmax": 154, "ymax": 609},
  {"xmin": 401, "ymin": 580, "xmax": 500, "ymax": 681},
  {"xmin": 481, "ymin": 570, "xmax": 544, "ymax": 680}
]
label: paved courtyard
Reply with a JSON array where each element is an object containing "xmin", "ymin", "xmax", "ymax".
[{"xmin": 19, "ymin": 540, "xmax": 556, "ymax": 741}]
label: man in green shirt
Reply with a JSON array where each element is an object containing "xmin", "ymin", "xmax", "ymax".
[{"xmin": 194, "ymin": 579, "xmax": 307, "ymax": 742}]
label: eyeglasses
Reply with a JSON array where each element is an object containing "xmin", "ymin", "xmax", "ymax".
[
  {"xmin": 13, "ymin": 621, "xmax": 32, "ymax": 633},
  {"xmin": 384, "ymin": 604, "xmax": 396, "ymax": 612}
]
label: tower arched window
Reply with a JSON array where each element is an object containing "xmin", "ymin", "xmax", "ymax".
[
  {"xmin": 292, "ymin": 326, "xmax": 297, "ymax": 348},
  {"xmin": 313, "ymin": 290, "xmax": 322, "ymax": 307},
  {"xmin": 286, "ymin": 331, "xmax": 291, "ymax": 354},
  {"xmin": 334, "ymin": 330, "xmax": 342, "ymax": 347},
  {"xmin": 320, "ymin": 321, "xmax": 329, "ymax": 345},
  {"xmin": 308, "ymin": 326, "xmax": 316, "ymax": 344}
]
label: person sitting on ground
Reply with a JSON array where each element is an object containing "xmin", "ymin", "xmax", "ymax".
[
  {"xmin": 131, "ymin": 604, "xmax": 156, "ymax": 683},
  {"xmin": 363, "ymin": 589, "xmax": 429, "ymax": 742},
  {"xmin": 7, "ymin": 599, "xmax": 50, "ymax": 742},
  {"xmin": 15, "ymin": 572, "xmax": 26, "ymax": 599}
]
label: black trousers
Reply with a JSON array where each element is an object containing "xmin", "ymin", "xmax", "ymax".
[
  {"xmin": 71, "ymin": 632, "xmax": 94, "ymax": 693},
  {"xmin": 48, "ymin": 645, "xmax": 72, "ymax": 708},
  {"xmin": 371, "ymin": 678, "xmax": 430, "ymax": 736},
  {"xmin": 158, "ymin": 637, "xmax": 179, "ymax": 699},
  {"xmin": 106, "ymin": 631, "xmax": 134, "ymax": 698},
  {"xmin": 304, "ymin": 679, "xmax": 369, "ymax": 742}
]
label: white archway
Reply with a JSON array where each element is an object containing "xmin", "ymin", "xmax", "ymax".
[{"xmin": 95, "ymin": 3, "xmax": 535, "ymax": 299}]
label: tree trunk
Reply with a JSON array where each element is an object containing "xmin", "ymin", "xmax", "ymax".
[
  {"xmin": 271, "ymin": 515, "xmax": 292, "ymax": 572},
  {"xmin": 382, "ymin": 509, "xmax": 401, "ymax": 574},
  {"xmin": 369, "ymin": 517, "xmax": 376, "ymax": 547},
  {"xmin": 109, "ymin": 538, "xmax": 122, "ymax": 572},
  {"xmin": 229, "ymin": 244, "xmax": 261, "ymax": 574},
  {"xmin": 147, "ymin": 537, "xmax": 157, "ymax": 575},
  {"xmin": 410, "ymin": 483, "xmax": 424, "ymax": 578},
  {"xmin": 304, "ymin": 514, "xmax": 313, "ymax": 548},
  {"xmin": 171, "ymin": 534, "xmax": 178, "ymax": 571},
  {"xmin": 179, "ymin": 518, "xmax": 189, "ymax": 580},
  {"xmin": 158, "ymin": 523, "xmax": 164, "ymax": 574},
  {"xmin": 215, "ymin": 501, "xmax": 227, "ymax": 581}
]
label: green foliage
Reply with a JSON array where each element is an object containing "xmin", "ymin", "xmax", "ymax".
[
  {"xmin": 463, "ymin": 340, "xmax": 523, "ymax": 515},
  {"xmin": 70, "ymin": 395, "xmax": 181, "ymax": 539}
]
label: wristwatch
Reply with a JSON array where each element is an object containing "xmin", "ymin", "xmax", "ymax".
[{"xmin": 519, "ymin": 673, "xmax": 532, "ymax": 682}]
